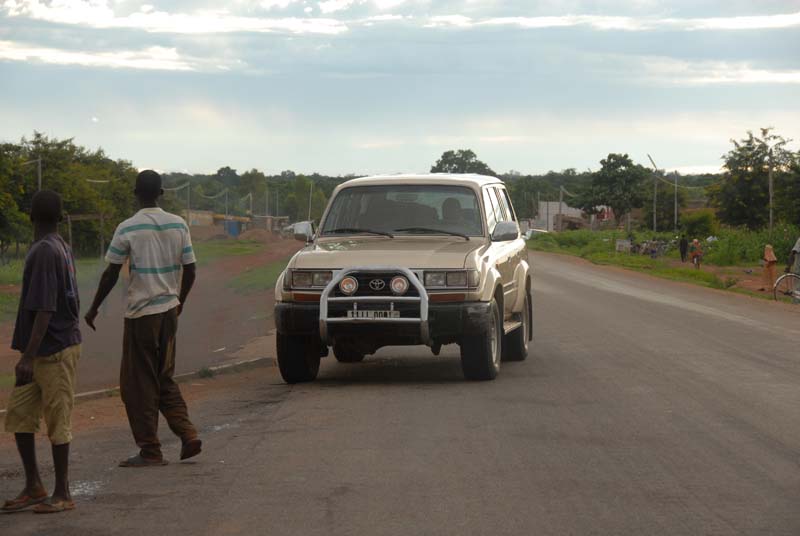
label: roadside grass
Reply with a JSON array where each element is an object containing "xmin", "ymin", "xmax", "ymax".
[
  {"xmin": 527, "ymin": 230, "xmax": 763, "ymax": 292},
  {"xmin": 0, "ymin": 293, "xmax": 18, "ymax": 321},
  {"xmin": 582, "ymin": 251, "xmax": 732, "ymax": 289},
  {"xmin": 193, "ymin": 240, "xmax": 263, "ymax": 266},
  {"xmin": 0, "ymin": 374, "xmax": 15, "ymax": 388},
  {"xmin": 228, "ymin": 257, "xmax": 292, "ymax": 293}
]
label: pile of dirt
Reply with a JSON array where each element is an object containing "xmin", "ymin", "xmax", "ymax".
[{"xmin": 237, "ymin": 229, "xmax": 281, "ymax": 243}]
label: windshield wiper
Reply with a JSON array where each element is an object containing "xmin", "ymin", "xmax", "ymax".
[
  {"xmin": 393, "ymin": 227, "xmax": 470, "ymax": 241},
  {"xmin": 326, "ymin": 227, "xmax": 394, "ymax": 238}
]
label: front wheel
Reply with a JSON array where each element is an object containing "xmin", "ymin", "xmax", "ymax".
[
  {"xmin": 460, "ymin": 298, "xmax": 501, "ymax": 381},
  {"xmin": 276, "ymin": 333, "xmax": 321, "ymax": 384},
  {"xmin": 774, "ymin": 273, "xmax": 800, "ymax": 302},
  {"xmin": 502, "ymin": 292, "xmax": 530, "ymax": 362}
]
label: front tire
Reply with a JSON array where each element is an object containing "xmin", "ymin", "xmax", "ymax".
[
  {"xmin": 277, "ymin": 333, "xmax": 321, "ymax": 384},
  {"xmin": 502, "ymin": 292, "xmax": 530, "ymax": 362},
  {"xmin": 460, "ymin": 298, "xmax": 501, "ymax": 381}
]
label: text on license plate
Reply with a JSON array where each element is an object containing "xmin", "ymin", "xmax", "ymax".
[{"xmin": 347, "ymin": 310, "xmax": 400, "ymax": 319}]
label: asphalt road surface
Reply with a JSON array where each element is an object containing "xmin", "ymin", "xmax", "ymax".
[{"xmin": 2, "ymin": 251, "xmax": 800, "ymax": 535}]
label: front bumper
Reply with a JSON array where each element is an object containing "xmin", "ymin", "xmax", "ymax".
[{"xmin": 274, "ymin": 301, "xmax": 492, "ymax": 345}]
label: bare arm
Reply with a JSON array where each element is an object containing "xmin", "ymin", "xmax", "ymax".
[
  {"xmin": 15, "ymin": 311, "xmax": 53, "ymax": 386},
  {"xmin": 178, "ymin": 263, "xmax": 196, "ymax": 316},
  {"xmin": 84, "ymin": 263, "xmax": 123, "ymax": 330}
]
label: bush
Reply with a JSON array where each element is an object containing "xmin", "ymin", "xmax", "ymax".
[{"xmin": 681, "ymin": 210, "xmax": 718, "ymax": 240}]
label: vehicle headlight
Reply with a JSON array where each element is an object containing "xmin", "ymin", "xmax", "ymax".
[
  {"xmin": 424, "ymin": 271, "xmax": 446, "ymax": 288},
  {"xmin": 312, "ymin": 271, "xmax": 332, "ymax": 287},
  {"xmin": 446, "ymin": 271, "xmax": 467, "ymax": 287},
  {"xmin": 423, "ymin": 270, "xmax": 480, "ymax": 289},
  {"xmin": 289, "ymin": 270, "xmax": 333, "ymax": 289}
]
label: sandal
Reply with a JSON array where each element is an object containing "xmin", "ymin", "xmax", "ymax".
[
  {"xmin": 1, "ymin": 492, "xmax": 48, "ymax": 513},
  {"xmin": 119, "ymin": 454, "xmax": 169, "ymax": 467},
  {"xmin": 33, "ymin": 498, "xmax": 76, "ymax": 514},
  {"xmin": 180, "ymin": 438, "xmax": 203, "ymax": 461}
]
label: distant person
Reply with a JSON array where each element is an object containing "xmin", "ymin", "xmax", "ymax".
[
  {"xmin": 679, "ymin": 236, "xmax": 689, "ymax": 263},
  {"xmin": 689, "ymin": 239, "xmax": 703, "ymax": 269},
  {"xmin": 84, "ymin": 170, "xmax": 202, "ymax": 467},
  {"xmin": 760, "ymin": 244, "xmax": 778, "ymax": 292},
  {"xmin": 3, "ymin": 191, "xmax": 80, "ymax": 514},
  {"xmin": 787, "ymin": 234, "xmax": 800, "ymax": 275}
]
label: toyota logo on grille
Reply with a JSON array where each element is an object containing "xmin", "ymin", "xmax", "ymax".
[{"xmin": 369, "ymin": 278, "xmax": 386, "ymax": 291}]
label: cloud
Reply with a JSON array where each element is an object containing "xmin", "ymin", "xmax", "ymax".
[
  {"xmin": 3, "ymin": 0, "xmax": 348, "ymax": 34},
  {"xmin": 0, "ymin": 40, "xmax": 195, "ymax": 70},
  {"xmin": 318, "ymin": 0, "xmax": 357, "ymax": 14},
  {"xmin": 426, "ymin": 11, "xmax": 800, "ymax": 32},
  {"xmin": 642, "ymin": 57, "xmax": 800, "ymax": 85}
]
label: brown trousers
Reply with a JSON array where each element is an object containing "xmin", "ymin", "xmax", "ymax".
[{"xmin": 121, "ymin": 308, "xmax": 197, "ymax": 459}]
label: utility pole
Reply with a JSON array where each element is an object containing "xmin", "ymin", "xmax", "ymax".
[
  {"xmin": 187, "ymin": 183, "xmax": 191, "ymax": 223},
  {"xmin": 647, "ymin": 154, "xmax": 659, "ymax": 233},
  {"xmin": 225, "ymin": 189, "xmax": 229, "ymax": 219},
  {"xmin": 558, "ymin": 186, "xmax": 563, "ymax": 232},
  {"xmin": 768, "ymin": 147, "xmax": 774, "ymax": 235},
  {"xmin": 673, "ymin": 173, "xmax": 678, "ymax": 232},
  {"xmin": 308, "ymin": 182, "xmax": 313, "ymax": 221}
]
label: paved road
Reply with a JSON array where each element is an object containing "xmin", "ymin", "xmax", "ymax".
[{"xmin": 2, "ymin": 252, "xmax": 800, "ymax": 535}]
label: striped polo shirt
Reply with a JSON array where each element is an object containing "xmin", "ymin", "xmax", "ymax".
[{"xmin": 106, "ymin": 208, "xmax": 196, "ymax": 319}]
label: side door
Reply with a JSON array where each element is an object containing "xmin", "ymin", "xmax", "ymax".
[{"xmin": 483, "ymin": 186, "xmax": 517, "ymax": 319}]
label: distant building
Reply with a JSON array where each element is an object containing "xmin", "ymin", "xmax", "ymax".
[{"xmin": 535, "ymin": 201, "xmax": 583, "ymax": 232}]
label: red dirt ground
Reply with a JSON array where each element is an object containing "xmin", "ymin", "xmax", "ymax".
[{"xmin": 0, "ymin": 239, "xmax": 302, "ymax": 406}]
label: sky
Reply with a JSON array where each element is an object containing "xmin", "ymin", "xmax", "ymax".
[{"xmin": 1, "ymin": 0, "xmax": 799, "ymax": 176}]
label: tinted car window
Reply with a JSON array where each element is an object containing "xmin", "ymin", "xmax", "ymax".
[{"xmin": 321, "ymin": 185, "xmax": 483, "ymax": 237}]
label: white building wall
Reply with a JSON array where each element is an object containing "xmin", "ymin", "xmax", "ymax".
[{"xmin": 534, "ymin": 201, "xmax": 583, "ymax": 232}]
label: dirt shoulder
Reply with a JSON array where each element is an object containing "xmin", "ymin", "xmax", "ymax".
[
  {"xmin": 532, "ymin": 250, "xmax": 800, "ymax": 313},
  {"xmin": 0, "ymin": 238, "xmax": 303, "ymax": 406}
]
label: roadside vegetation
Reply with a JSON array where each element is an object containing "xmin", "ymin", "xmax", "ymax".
[
  {"xmin": 193, "ymin": 239, "xmax": 263, "ymax": 265},
  {"xmin": 228, "ymin": 256, "xmax": 293, "ymax": 293},
  {"xmin": 528, "ymin": 226, "xmax": 798, "ymax": 294}
]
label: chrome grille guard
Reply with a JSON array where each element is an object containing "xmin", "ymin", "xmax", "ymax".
[{"xmin": 319, "ymin": 267, "xmax": 430, "ymax": 346}]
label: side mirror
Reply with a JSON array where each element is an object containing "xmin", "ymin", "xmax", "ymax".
[
  {"xmin": 293, "ymin": 221, "xmax": 314, "ymax": 242},
  {"xmin": 491, "ymin": 221, "xmax": 519, "ymax": 242}
]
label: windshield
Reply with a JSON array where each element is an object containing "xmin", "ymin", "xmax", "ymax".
[{"xmin": 321, "ymin": 185, "xmax": 484, "ymax": 237}]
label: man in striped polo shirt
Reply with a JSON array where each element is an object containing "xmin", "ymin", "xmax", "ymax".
[{"xmin": 85, "ymin": 170, "xmax": 202, "ymax": 467}]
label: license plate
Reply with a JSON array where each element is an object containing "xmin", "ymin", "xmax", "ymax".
[{"xmin": 347, "ymin": 310, "xmax": 400, "ymax": 319}]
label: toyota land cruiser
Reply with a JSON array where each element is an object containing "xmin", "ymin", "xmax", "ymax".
[{"xmin": 274, "ymin": 174, "xmax": 532, "ymax": 382}]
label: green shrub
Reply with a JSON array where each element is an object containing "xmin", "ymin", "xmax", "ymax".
[{"xmin": 681, "ymin": 210, "xmax": 718, "ymax": 239}]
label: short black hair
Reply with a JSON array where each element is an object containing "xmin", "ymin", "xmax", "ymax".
[
  {"xmin": 30, "ymin": 190, "xmax": 63, "ymax": 224},
  {"xmin": 135, "ymin": 170, "xmax": 163, "ymax": 201}
]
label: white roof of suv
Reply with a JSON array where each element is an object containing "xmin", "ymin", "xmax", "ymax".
[{"xmin": 339, "ymin": 173, "xmax": 504, "ymax": 189}]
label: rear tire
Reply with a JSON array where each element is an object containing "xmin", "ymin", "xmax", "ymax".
[
  {"xmin": 277, "ymin": 333, "xmax": 321, "ymax": 384},
  {"xmin": 333, "ymin": 344, "xmax": 365, "ymax": 363},
  {"xmin": 502, "ymin": 292, "xmax": 530, "ymax": 362},
  {"xmin": 460, "ymin": 298, "xmax": 501, "ymax": 381}
]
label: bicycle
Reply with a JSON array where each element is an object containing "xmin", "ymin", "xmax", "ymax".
[{"xmin": 773, "ymin": 272, "xmax": 800, "ymax": 302}]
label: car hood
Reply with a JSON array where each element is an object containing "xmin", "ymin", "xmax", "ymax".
[{"xmin": 291, "ymin": 237, "xmax": 486, "ymax": 269}]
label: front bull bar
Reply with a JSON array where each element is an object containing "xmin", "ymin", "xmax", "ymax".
[{"xmin": 319, "ymin": 267, "xmax": 431, "ymax": 346}]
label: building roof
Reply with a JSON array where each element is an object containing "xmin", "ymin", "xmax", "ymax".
[{"xmin": 338, "ymin": 173, "xmax": 503, "ymax": 190}]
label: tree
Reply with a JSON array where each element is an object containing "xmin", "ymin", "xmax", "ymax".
[
  {"xmin": 591, "ymin": 153, "xmax": 648, "ymax": 227},
  {"xmin": 431, "ymin": 149, "xmax": 496, "ymax": 176},
  {"xmin": 710, "ymin": 128, "xmax": 793, "ymax": 230}
]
